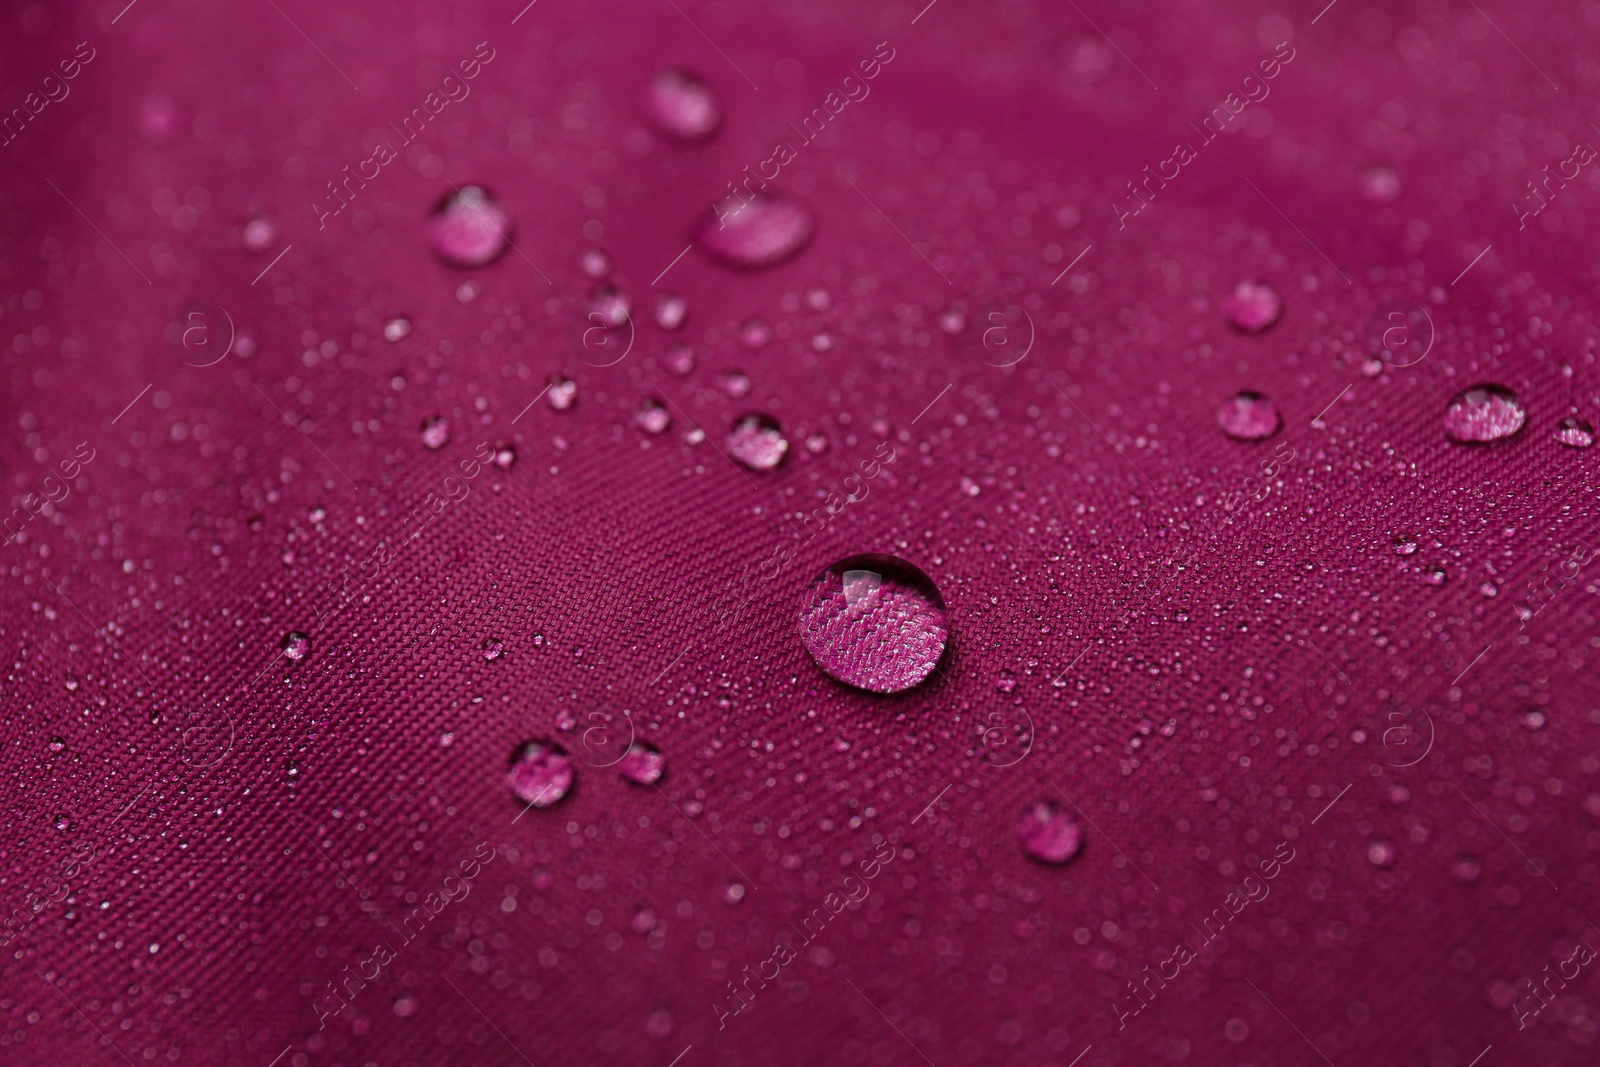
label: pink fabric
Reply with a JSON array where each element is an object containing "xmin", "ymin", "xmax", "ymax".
[{"xmin": 3, "ymin": 2, "xmax": 1597, "ymax": 1066}]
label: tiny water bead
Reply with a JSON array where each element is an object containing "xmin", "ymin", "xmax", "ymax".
[
  {"xmin": 547, "ymin": 374, "xmax": 578, "ymax": 410},
  {"xmin": 696, "ymin": 193, "xmax": 814, "ymax": 270},
  {"xmin": 635, "ymin": 397, "xmax": 672, "ymax": 435},
  {"xmin": 383, "ymin": 316, "xmax": 411, "ymax": 342},
  {"xmin": 726, "ymin": 413, "xmax": 788, "ymax": 470},
  {"xmin": 654, "ymin": 293, "xmax": 687, "ymax": 331},
  {"xmin": 1367, "ymin": 840, "xmax": 1398, "ymax": 868},
  {"xmin": 1554, "ymin": 416, "xmax": 1595, "ymax": 448},
  {"xmin": 1216, "ymin": 391, "xmax": 1281, "ymax": 441},
  {"xmin": 420, "ymin": 415, "xmax": 450, "ymax": 450},
  {"xmin": 641, "ymin": 68, "xmax": 721, "ymax": 143},
  {"xmin": 617, "ymin": 741, "xmax": 666, "ymax": 786},
  {"xmin": 507, "ymin": 740, "xmax": 575, "ymax": 808},
  {"xmin": 717, "ymin": 369, "xmax": 751, "ymax": 399},
  {"xmin": 665, "ymin": 345, "xmax": 696, "ymax": 375},
  {"xmin": 427, "ymin": 186, "xmax": 512, "ymax": 268},
  {"xmin": 281, "ymin": 631, "xmax": 310, "ymax": 661},
  {"xmin": 47, "ymin": 736, "xmax": 66, "ymax": 753},
  {"xmin": 1443, "ymin": 384, "xmax": 1525, "ymax": 443},
  {"xmin": 588, "ymin": 284, "xmax": 632, "ymax": 329},
  {"xmin": 481, "ymin": 637, "xmax": 506, "ymax": 662},
  {"xmin": 1017, "ymin": 802, "xmax": 1083, "ymax": 864},
  {"xmin": 1391, "ymin": 535, "xmax": 1418, "ymax": 556},
  {"xmin": 1224, "ymin": 280, "xmax": 1283, "ymax": 334},
  {"xmin": 491, "ymin": 442, "xmax": 517, "ymax": 469},
  {"xmin": 798, "ymin": 554, "xmax": 948, "ymax": 694},
  {"xmin": 242, "ymin": 215, "xmax": 279, "ymax": 253}
]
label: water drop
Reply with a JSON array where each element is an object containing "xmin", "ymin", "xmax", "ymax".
[
  {"xmin": 309, "ymin": 505, "xmax": 327, "ymax": 524},
  {"xmin": 243, "ymin": 215, "xmax": 279, "ymax": 253},
  {"xmin": 507, "ymin": 740, "xmax": 575, "ymax": 808},
  {"xmin": 798, "ymin": 553, "xmax": 948, "ymax": 693},
  {"xmin": 581, "ymin": 248, "xmax": 611, "ymax": 278},
  {"xmin": 641, "ymin": 69, "xmax": 721, "ymax": 143},
  {"xmin": 393, "ymin": 994, "xmax": 419, "ymax": 1018},
  {"xmin": 995, "ymin": 670, "xmax": 1017, "ymax": 693},
  {"xmin": 1443, "ymin": 385, "xmax": 1525, "ymax": 443},
  {"xmin": 383, "ymin": 316, "xmax": 412, "ymax": 342},
  {"xmin": 804, "ymin": 431, "xmax": 830, "ymax": 455},
  {"xmin": 47, "ymin": 736, "xmax": 65, "ymax": 753},
  {"xmin": 665, "ymin": 345, "xmax": 696, "ymax": 375},
  {"xmin": 1451, "ymin": 855, "xmax": 1483, "ymax": 883},
  {"xmin": 696, "ymin": 193, "xmax": 814, "ymax": 270},
  {"xmin": 618, "ymin": 741, "xmax": 666, "ymax": 786},
  {"xmin": 1522, "ymin": 708, "xmax": 1546, "ymax": 731},
  {"xmin": 420, "ymin": 415, "xmax": 451, "ymax": 450},
  {"xmin": 547, "ymin": 375, "xmax": 578, "ymax": 411},
  {"xmin": 1391, "ymin": 535, "xmax": 1418, "ymax": 556},
  {"xmin": 726, "ymin": 413, "xmax": 788, "ymax": 471},
  {"xmin": 491, "ymin": 442, "xmax": 517, "ymax": 469},
  {"xmin": 427, "ymin": 186, "xmax": 511, "ymax": 268},
  {"xmin": 1224, "ymin": 281, "xmax": 1283, "ymax": 334},
  {"xmin": 588, "ymin": 285, "xmax": 632, "ymax": 329},
  {"xmin": 655, "ymin": 294, "xmax": 687, "ymax": 331},
  {"xmin": 718, "ymin": 370, "xmax": 752, "ymax": 399},
  {"xmin": 635, "ymin": 398, "xmax": 672, "ymax": 435},
  {"xmin": 720, "ymin": 883, "xmax": 746, "ymax": 905},
  {"xmin": 740, "ymin": 319, "xmax": 773, "ymax": 349},
  {"xmin": 481, "ymin": 637, "xmax": 506, "ymax": 662},
  {"xmin": 1554, "ymin": 416, "xmax": 1595, "ymax": 448},
  {"xmin": 1367, "ymin": 840, "xmax": 1397, "ymax": 867},
  {"xmin": 1358, "ymin": 166, "xmax": 1401, "ymax": 204},
  {"xmin": 281, "ymin": 631, "xmax": 310, "ymax": 661},
  {"xmin": 1423, "ymin": 565, "xmax": 1447, "ymax": 586},
  {"xmin": 939, "ymin": 307, "xmax": 966, "ymax": 334},
  {"xmin": 1016, "ymin": 801, "xmax": 1083, "ymax": 864},
  {"xmin": 1216, "ymin": 391, "xmax": 1281, "ymax": 441},
  {"xmin": 53, "ymin": 814, "xmax": 71, "ymax": 832}
]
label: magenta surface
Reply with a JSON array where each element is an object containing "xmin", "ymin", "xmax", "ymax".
[{"xmin": 2, "ymin": 2, "xmax": 1599, "ymax": 1067}]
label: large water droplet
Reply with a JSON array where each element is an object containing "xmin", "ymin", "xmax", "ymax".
[
  {"xmin": 507, "ymin": 740, "xmax": 575, "ymax": 808},
  {"xmin": 696, "ymin": 193, "xmax": 814, "ymax": 270},
  {"xmin": 618, "ymin": 741, "xmax": 666, "ymax": 786},
  {"xmin": 1224, "ymin": 281, "xmax": 1283, "ymax": 334},
  {"xmin": 798, "ymin": 554, "xmax": 948, "ymax": 693},
  {"xmin": 726, "ymin": 413, "xmax": 788, "ymax": 470},
  {"xmin": 281, "ymin": 631, "xmax": 310, "ymax": 662},
  {"xmin": 641, "ymin": 69, "xmax": 721, "ymax": 143},
  {"xmin": 420, "ymin": 415, "xmax": 451, "ymax": 450},
  {"xmin": 1017, "ymin": 801, "xmax": 1083, "ymax": 864},
  {"xmin": 427, "ymin": 186, "xmax": 512, "ymax": 268},
  {"xmin": 1554, "ymin": 416, "xmax": 1594, "ymax": 448},
  {"xmin": 1216, "ymin": 391, "xmax": 1281, "ymax": 441},
  {"xmin": 1444, "ymin": 385, "xmax": 1525, "ymax": 443}
]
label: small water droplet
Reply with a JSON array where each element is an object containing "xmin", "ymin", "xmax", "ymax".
[
  {"xmin": 481, "ymin": 637, "xmax": 506, "ymax": 662},
  {"xmin": 1554, "ymin": 416, "xmax": 1595, "ymax": 449},
  {"xmin": 1522, "ymin": 708, "xmax": 1546, "ymax": 731},
  {"xmin": 798, "ymin": 554, "xmax": 948, "ymax": 693},
  {"xmin": 655, "ymin": 293, "xmax": 688, "ymax": 331},
  {"xmin": 420, "ymin": 416, "xmax": 450, "ymax": 450},
  {"xmin": 1423, "ymin": 565, "xmax": 1447, "ymax": 586},
  {"xmin": 1451, "ymin": 855, "xmax": 1483, "ymax": 883},
  {"xmin": 581, "ymin": 248, "xmax": 611, "ymax": 278},
  {"xmin": 243, "ymin": 215, "xmax": 279, "ymax": 253},
  {"xmin": 939, "ymin": 307, "xmax": 966, "ymax": 334},
  {"xmin": 547, "ymin": 375, "xmax": 578, "ymax": 411},
  {"xmin": 720, "ymin": 883, "xmax": 746, "ymax": 905},
  {"xmin": 427, "ymin": 186, "xmax": 511, "ymax": 268},
  {"xmin": 1017, "ymin": 801, "xmax": 1083, "ymax": 864},
  {"xmin": 1224, "ymin": 281, "xmax": 1283, "ymax": 334},
  {"xmin": 619, "ymin": 741, "xmax": 666, "ymax": 786},
  {"xmin": 53, "ymin": 813, "xmax": 71, "ymax": 832},
  {"xmin": 740, "ymin": 319, "xmax": 773, "ymax": 349},
  {"xmin": 804, "ymin": 431, "xmax": 829, "ymax": 455},
  {"xmin": 588, "ymin": 284, "xmax": 632, "ymax": 329},
  {"xmin": 635, "ymin": 397, "xmax": 672, "ymax": 435},
  {"xmin": 726, "ymin": 413, "xmax": 788, "ymax": 471},
  {"xmin": 1391, "ymin": 535, "xmax": 1418, "ymax": 555},
  {"xmin": 665, "ymin": 345, "xmax": 696, "ymax": 375},
  {"xmin": 281, "ymin": 631, "xmax": 310, "ymax": 661},
  {"xmin": 507, "ymin": 740, "xmax": 575, "ymax": 808},
  {"xmin": 631, "ymin": 906, "xmax": 656, "ymax": 933},
  {"xmin": 383, "ymin": 316, "xmax": 412, "ymax": 342},
  {"xmin": 1216, "ymin": 391, "xmax": 1281, "ymax": 441},
  {"xmin": 995, "ymin": 670, "xmax": 1017, "ymax": 693},
  {"xmin": 393, "ymin": 994, "xmax": 419, "ymax": 1018},
  {"xmin": 309, "ymin": 505, "xmax": 327, "ymax": 525},
  {"xmin": 696, "ymin": 193, "xmax": 814, "ymax": 270},
  {"xmin": 47, "ymin": 736, "xmax": 65, "ymax": 753},
  {"xmin": 1444, "ymin": 385, "xmax": 1525, "ymax": 443},
  {"xmin": 718, "ymin": 369, "xmax": 752, "ymax": 399},
  {"xmin": 641, "ymin": 69, "xmax": 721, "ymax": 143},
  {"xmin": 491, "ymin": 442, "xmax": 517, "ymax": 469},
  {"xmin": 1367, "ymin": 840, "xmax": 1397, "ymax": 867},
  {"xmin": 1358, "ymin": 165, "xmax": 1401, "ymax": 204}
]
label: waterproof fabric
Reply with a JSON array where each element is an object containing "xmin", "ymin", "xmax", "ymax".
[{"xmin": 2, "ymin": 2, "xmax": 1598, "ymax": 1066}]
